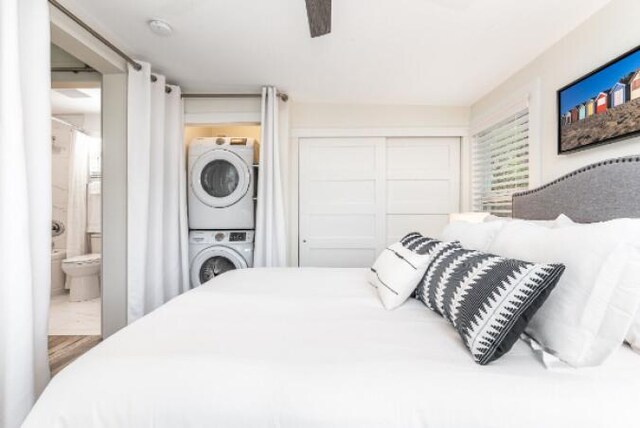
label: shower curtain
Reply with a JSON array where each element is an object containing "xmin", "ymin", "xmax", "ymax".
[
  {"xmin": 254, "ymin": 86, "xmax": 288, "ymax": 267},
  {"xmin": 127, "ymin": 62, "xmax": 189, "ymax": 323},
  {"xmin": 65, "ymin": 130, "xmax": 90, "ymax": 274},
  {"xmin": 0, "ymin": 0, "xmax": 51, "ymax": 426}
]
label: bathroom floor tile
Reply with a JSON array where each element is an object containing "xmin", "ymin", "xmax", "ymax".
[{"xmin": 49, "ymin": 293, "xmax": 101, "ymax": 335}]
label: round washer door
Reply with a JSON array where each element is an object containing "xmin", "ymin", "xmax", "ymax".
[
  {"xmin": 191, "ymin": 246, "xmax": 248, "ymax": 286},
  {"xmin": 191, "ymin": 149, "xmax": 250, "ymax": 208}
]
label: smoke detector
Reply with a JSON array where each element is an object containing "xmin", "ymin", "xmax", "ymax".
[{"xmin": 148, "ymin": 19, "xmax": 173, "ymax": 36}]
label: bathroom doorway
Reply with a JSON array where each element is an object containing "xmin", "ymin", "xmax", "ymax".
[{"xmin": 49, "ymin": 44, "xmax": 102, "ymax": 374}]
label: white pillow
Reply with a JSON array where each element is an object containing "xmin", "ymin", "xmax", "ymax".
[
  {"xmin": 441, "ymin": 220, "xmax": 506, "ymax": 252},
  {"xmin": 553, "ymin": 213, "xmax": 576, "ymax": 227},
  {"xmin": 488, "ymin": 219, "xmax": 640, "ymax": 367},
  {"xmin": 559, "ymin": 218, "xmax": 640, "ymax": 355},
  {"xmin": 369, "ymin": 233, "xmax": 458, "ymax": 310},
  {"xmin": 484, "ymin": 213, "xmax": 575, "ymax": 228},
  {"xmin": 442, "ymin": 214, "xmax": 575, "ymax": 253}
]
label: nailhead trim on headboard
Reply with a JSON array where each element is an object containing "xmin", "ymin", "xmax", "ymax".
[{"xmin": 513, "ymin": 155, "xmax": 640, "ymax": 198}]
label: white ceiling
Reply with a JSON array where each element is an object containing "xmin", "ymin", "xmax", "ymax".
[
  {"xmin": 58, "ymin": 0, "xmax": 612, "ymax": 105},
  {"xmin": 51, "ymin": 88, "xmax": 101, "ymax": 114}
]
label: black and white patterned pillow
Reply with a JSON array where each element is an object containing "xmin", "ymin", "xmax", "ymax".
[
  {"xmin": 369, "ymin": 233, "xmax": 460, "ymax": 310},
  {"xmin": 415, "ymin": 246, "xmax": 565, "ymax": 365}
]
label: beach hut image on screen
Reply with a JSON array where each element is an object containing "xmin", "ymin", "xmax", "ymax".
[
  {"xmin": 611, "ymin": 81, "xmax": 629, "ymax": 107},
  {"xmin": 578, "ymin": 103, "xmax": 586, "ymax": 120},
  {"xmin": 596, "ymin": 92, "xmax": 608, "ymax": 114},
  {"xmin": 570, "ymin": 107, "xmax": 579, "ymax": 123},
  {"xmin": 631, "ymin": 70, "xmax": 640, "ymax": 100},
  {"xmin": 562, "ymin": 112, "xmax": 572, "ymax": 125},
  {"xmin": 585, "ymin": 99, "xmax": 595, "ymax": 117}
]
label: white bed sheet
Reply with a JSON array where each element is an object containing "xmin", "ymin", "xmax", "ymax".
[{"xmin": 24, "ymin": 268, "xmax": 640, "ymax": 428}]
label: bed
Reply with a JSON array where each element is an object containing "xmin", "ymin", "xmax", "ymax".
[{"xmin": 24, "ymin": 156, "xmax": 640, "ymax": 428}]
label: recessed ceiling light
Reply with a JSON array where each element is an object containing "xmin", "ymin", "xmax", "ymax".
[{"xmin": 148, "ymin": 19, "xmax": 173, "ymax": 36}]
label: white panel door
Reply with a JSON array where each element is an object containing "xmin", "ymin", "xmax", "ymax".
[
  {"xmin": 299, "ymin": 138, "xmax": 385, "ymax": 267},
  {"xmin": 299, "ymin": 137, "xmax": 460, "ymax": 267},
  {"xmin": 386, "ymin": 137, "xmax": 460, "ymax": 243}
]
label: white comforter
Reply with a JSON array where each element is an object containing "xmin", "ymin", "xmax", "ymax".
[{"xmin": 24, "ymin": 268, "xmax": 640, "ymax": 427}]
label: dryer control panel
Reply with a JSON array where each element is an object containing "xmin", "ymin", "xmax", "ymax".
[
  {"xmin": 190, "ymin": 230, "xmax": 254, "ymax": 244},
  {"xmin": 229, "ymin": 232, "xmax": 246, "ymax": 242}
]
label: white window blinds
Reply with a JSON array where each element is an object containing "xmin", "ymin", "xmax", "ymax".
[{"xmin": 472, "ymin": 108, "xmax": 529, "ymax": 217}]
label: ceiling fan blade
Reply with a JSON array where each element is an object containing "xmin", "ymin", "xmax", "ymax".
[{"xmin": 305, "ymin": 0, "xmax": 331, "ymax": 38}]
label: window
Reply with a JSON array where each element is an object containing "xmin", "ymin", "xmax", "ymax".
[{"xmin": 472, "ymin": 108, "xmax": 529, "ymax": 217}]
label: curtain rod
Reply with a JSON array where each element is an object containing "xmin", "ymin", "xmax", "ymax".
[
  {"xmin": 150, "ymin": 74, "xmax": 173, "ymax": 94},
  {"xmin": 52, "ymin": 68, "xmax": 171, "ymax": 93},
  {"xmin": 182, "ymin": 93, "xmax": 289, "ymax": 102},
  {"xmin": 52, "ymin": 116, "xmax": 89, "ymax": 134},
  {"xmin": 48, "ymin": 0, "xmax": 142, "ymax": 71},
  {"xmin": 51, "ymin": 66, "xmax": 97, "ymax": 73}
]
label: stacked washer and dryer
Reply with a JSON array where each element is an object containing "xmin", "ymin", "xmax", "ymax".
[{"xmin": 188, "ymin": 137, "xmax": 256, "ymax": 287}]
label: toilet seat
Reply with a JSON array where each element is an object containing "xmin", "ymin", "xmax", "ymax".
[{"xmin": 63, "ymin": 253, "xmax": 101, "ymax": 266}]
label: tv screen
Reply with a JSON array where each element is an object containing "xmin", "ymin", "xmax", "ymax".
[{"xmin": 558, "ymin": 45, "xmax": 640, "ymax": 154}]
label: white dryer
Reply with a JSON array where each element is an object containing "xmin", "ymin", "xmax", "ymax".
[
  {"xmin": 188, "ymin": 137, "xmax": 255, "ymax": 230},
  {"xmin": 189, "ymin": 230, "xmax": 254, "ymax": 287}
]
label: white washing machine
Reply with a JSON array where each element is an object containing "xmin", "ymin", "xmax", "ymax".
[
  {"xmin": 188, "ymin": 137, "xmax": 255, "ymax": 230},
  {"xmin": 189, "ymin": 230, "xmax": 254, "ymax": 287}
]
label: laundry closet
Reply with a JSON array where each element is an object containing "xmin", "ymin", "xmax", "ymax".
[{"xmin": 184, "ymin": 124, "xmax": 261, "ymax": 286}]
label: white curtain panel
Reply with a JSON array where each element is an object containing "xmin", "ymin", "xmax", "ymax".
[
  {"xmin": 65, "ymin": 131, "xmax": 90, "ymax": 273},
  {"xmin": 254, "ymin": 87, "xmax": 288, "ymax": 267},
  {"xmin": 0, "ymin": 0, "xmax": 51, "ymax": 426},
  {"xmin": 127, "ymin": 62, "xmax": 189, "ymax": 323}
]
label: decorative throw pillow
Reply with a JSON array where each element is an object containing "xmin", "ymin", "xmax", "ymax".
[
  {"xmin": 369, "ymin": 233, "xmax": 460, "ymax": 310},
  {"xmin": 415, "ymin": 246, "xmax": 565, "ymax": 365}
]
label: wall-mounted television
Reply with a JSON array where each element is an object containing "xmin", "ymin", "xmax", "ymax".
[{"xmin": 558, "ymin": 45, "xmax": 640, "ymax": 154}]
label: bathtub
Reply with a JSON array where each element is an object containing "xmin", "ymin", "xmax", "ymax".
[{"xmin": 51, "ymin": 249, "xmax": 66, "ymax": 296}]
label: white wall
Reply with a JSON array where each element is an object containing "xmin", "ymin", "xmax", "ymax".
[
  {"xmin": 291, "ymin": 103, "xmax": 470, "ymax": 129},
  {"xmin": 470, "ymin": 0, "xmax": 640, "ymax": 185}
]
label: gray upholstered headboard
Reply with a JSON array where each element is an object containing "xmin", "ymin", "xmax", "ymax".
[{"xmin": 512, "ymin": 155, "xmax": 640, "ymax": 223}]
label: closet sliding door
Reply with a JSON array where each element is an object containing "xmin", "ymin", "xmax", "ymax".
[
  {"xmin": 299, "ymin": 137, "xmax": 460, "ymax": 268},
  {"xmin": 386, "ymin": 137, "xmax": 460, "ymax": 243},
  {"xmin": 299, "ymin": 138, "xmax": 386, "ymax": 267}
]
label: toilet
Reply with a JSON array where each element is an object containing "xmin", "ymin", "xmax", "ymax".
[{"xmin": 62, "ymin": 234, "xmax": 102, "ymax": 302}]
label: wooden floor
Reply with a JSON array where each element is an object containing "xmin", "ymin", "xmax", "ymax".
[{"xmin": 48, "ymin": 335, "xmax": 101, "ymax": 376}]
